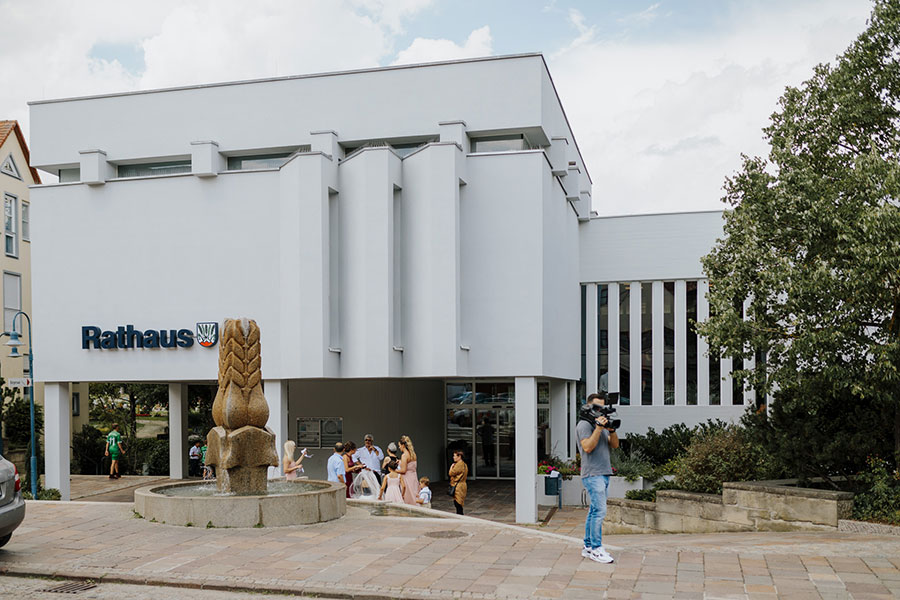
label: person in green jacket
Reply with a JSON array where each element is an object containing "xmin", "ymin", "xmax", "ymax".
[{"xmin": 105, "ymin": 423, "xmax": 125, "ymax": 479}]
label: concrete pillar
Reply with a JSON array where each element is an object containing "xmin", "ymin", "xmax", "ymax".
[
  {"xmin": 190, "ymin": 140, "xmax": 223, "ymax": 177},
  {"xmin": 44, "ymin": 382, "xmax": 70, "ymax": 501},
  {"xmin": 439, "ymin": 120, "xmax": 469, "ymax": 153},
  {"xmin": 630, "ymin": 281, "xmax": 641, "ymax": 405},
  {"xmin": 568, "ymin": 380, "xmax": 577, "ymax": 459},
  {"xmin": 608, "ymin": 282, "xmax": 620, "ymax": 396},
  {"xmin": 584, "ymin": 283, "xmax": 598, "ymax": 393},
  {"xmin": 675, "ymin": 280, "xmax": 687, "ymax": 405},
  {"xmin": 265, "ymin": 379, "xmax": 289, "ymax": 478},
  {"xmin": 697, "ymin": 279, "xmax": 710, "ymax": 405},
  {"xmin": 549, "ymin": 380, "xmax": 568, "ymax": 460},
  {"xmin": 721, "ymin": 357, "xmax": 734, "ymax": 405},
  {"xmin": 652, "ymin": 280, "xmax": 664, "ymax": 405},
  {"xmin": 743, "ymin": 297, "xmax": 755, "ymax": 406},
  {"xmin": 310, "ymin": 130, "xmax": 340, "ymax": 158},
  {"xmin": 515, "ymin": 376, "xmax": 538, "ymax": 524},
  {"xmin": 168, "ymin": 384, "xmax": 188, "ymax": 479}
]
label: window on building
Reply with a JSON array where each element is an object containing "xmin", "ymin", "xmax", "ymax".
[
  {"xmin": 342, "ymin": 140, "xmax": 433, "ymax": 159},
  {"xmin": 470, "ymin": 134, "xmax": 536, "ymax": 153},
  {"xmin": 117, "ymin": 160, "xmax": 191, "ymax": 178},
  {"xmin": 390, "ymin": 141, "xmax": 434, "ymax": 157},
  {"xmin": 21, "ymin": 202, "xmax": 29, "ymax": 242},
  {"xmin": 58, "ymin": 167, "xmax": 80, "ymax": 183},
  {"xmin": 4, "ymin": 195, "xmax": 17, "ymax": 258},
  {"xmin": 619, "ymin": 283, "xmax": 630, "ymax": 406},
  {"xmin": 641, "ymin": 282, "xmax": 653, "ymax": 405},
  {"xmin": 597, "ymin": 284, "xmax": 609, "ymax": 393},
  {"xmin": 3, "ymin": 271, "xmax": 21, "ymax": 332},
  {"xmin": 537, "ymin": 382, "xmax": 550, "ymax": 461},
  {"xmin": 72, "ymin": 392, "xmax": 81, "ymax": 417},
  {"xmin": 1, "ymin": 154, "xmax": 21, "ymax": 180},
  {"xmin": 226, "ymin": 149, "xmax": 309, "ymax": 171},
  {"xmin": 663, "ymin": 281, "xmax": 675, "ymax": 404},
  {"xmin": 686, "ymin": 281, "xmax": 698, "ymax": 405}
]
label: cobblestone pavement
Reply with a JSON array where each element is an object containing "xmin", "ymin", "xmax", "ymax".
[
  {"xmin": 4, "ymin": 501, "xmax": 900, "ymax": 599},
  {"xmin": 0, "ymin": 574, "xmax": 334, "ymax": 599},
  {"xmin": 40, "ymin": 475, "xmax": 172, "ymax": 501}
]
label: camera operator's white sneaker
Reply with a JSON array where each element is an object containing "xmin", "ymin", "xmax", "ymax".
[
  {"xmin": 594, "ymin": 547, "xmax": 615, "ymax": 562},
  {"xmin": 582, "ymin": 547, "xmax": 614, "ymax": 563}
]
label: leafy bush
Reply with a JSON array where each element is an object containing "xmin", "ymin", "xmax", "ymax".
[
  {"xmin": 2, "ymin": 395, "xmax": 43, "ymax": 447},
  {"xmin": 624, "ymin": 478, "xmax": 680, "ymax": 502},
  {"xmin": 24, "ymin": 488, "xmax": 61, "ymax": 501},
  {"xmin": 852, "ymin": 456, "xmax": 900, "ymax": 526},
  {"xmin": 625, "ymin": 489, "xmax": 655, "ymax": 501},
  {"xmin": 674, "ymin": 426, "xmax": 775, "ymax": 494},
  {"xmin": 610, "ymin": 448, "xmax": 653, "ymax": 482},
  {"xmin": 625, "ymin": 420, "xmax": 729, "ymax": 467},
  {"xmin": 741, "ymin": 383, "xmax": 889, "ymax": 486},
  {"xmin": 72, "ymin": 424, "xmax": 107, "ymax": 475},
  {"xmin": 129, "ymin": 438, "xmax": 169, "ymax": 475},
  {"xmin": 19, "ymin": 471, "xmax": 59, "ymax": 500}
]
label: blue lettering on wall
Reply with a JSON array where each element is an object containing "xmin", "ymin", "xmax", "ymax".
[{"xmin": 81, "ymin": 323, "xmax": 215, "ymax": 350}]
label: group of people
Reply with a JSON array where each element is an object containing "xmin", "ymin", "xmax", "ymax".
[{"xmin": 279, "ymin": 433, "xmax": 468, "ymax": 513}]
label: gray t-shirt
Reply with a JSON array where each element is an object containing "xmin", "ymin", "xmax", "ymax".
[{"xmin": 576, "ymin": 420, "xmax": 613, "ymax": 476}]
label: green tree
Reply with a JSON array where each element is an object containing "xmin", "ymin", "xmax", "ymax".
[
  {"xmin": 700, "ymin": 1, "xmax": 900, "ymax": 468},
  {"xmin": 90, "ymin": 383, "xmax": 168, "ymax": 440}
]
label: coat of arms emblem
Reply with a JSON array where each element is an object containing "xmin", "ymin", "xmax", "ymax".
[{"xmin": 196, "ymin": 322, "xmax": 219, "ymax": 347}]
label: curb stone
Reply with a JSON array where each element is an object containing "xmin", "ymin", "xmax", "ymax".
[{"xmin": 0, "ymin": 566, "xmax": 517, "ymax": 600}]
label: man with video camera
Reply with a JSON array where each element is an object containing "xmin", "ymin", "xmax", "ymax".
[{"xmin": 577, "ymin": 391, "xmax": 619, "ymax": 563}]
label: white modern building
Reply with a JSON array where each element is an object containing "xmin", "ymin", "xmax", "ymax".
[{"xmin": 27, "ymin": 54, "xmax": 749, "ymax": 521}]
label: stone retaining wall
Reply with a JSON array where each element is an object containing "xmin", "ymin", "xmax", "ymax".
[{"xmin": 605, "ymin": 479, "xmax": 854, "ymax": 534}]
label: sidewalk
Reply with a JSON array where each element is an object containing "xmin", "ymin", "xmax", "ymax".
[{"xmin": 3, "ymin": 501, "xmax": 900, "ymax": 599}]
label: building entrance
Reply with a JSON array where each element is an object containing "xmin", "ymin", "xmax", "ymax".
[{"xmin": 445, "ymin": 381, "xmax": 550, "ymax": 479}]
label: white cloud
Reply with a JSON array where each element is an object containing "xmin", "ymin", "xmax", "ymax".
[
  {"xmin": 547, "ymin": 0, "xmax": 872, "ymax": 216},
  {"xmin": 392, "ymin": 26, "xmax": 493, "ymax": 65},
  {"xmin": 619, "ymin": 3, "xmax": 662, "ymax": 25},
  {"xmin": 0, "ymin": 0, "xmax": 431, "ymax": 144}
]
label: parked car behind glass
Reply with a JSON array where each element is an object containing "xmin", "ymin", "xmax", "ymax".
[{"xmin": 0, "ymin": 454, "xmax": 25, "ymax": 548}]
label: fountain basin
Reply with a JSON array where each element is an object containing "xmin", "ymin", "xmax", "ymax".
[{"xmin": 134, "ymin": 479, "xmax": 346, "ymax": 527}]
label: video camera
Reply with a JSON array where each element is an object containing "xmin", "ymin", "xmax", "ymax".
[{"xmin": 578, "ymin": 392, "xmax": 621, "ymax": 431}]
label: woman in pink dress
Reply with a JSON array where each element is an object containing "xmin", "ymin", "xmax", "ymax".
[
  {"xmin": 397, "ymin": 435, "xmax": 419, "ymax": 505},
  {"xmin": 378, "ymin": 459, "xmax": 406, "ymax": 503}
]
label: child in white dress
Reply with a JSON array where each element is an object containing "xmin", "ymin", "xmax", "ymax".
[{"xmin": 378, "ymin": 460, "xmax": 407, "ymax": 503}]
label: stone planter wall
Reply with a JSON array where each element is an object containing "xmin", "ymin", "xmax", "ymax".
[{"xmin": 604, "ymin": 479, "xmax": 854, "ymax": 534}]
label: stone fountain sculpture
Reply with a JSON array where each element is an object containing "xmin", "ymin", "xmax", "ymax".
[{"xmin": 204, "ymin": 318, "xmax": 278, "ymax": 494}]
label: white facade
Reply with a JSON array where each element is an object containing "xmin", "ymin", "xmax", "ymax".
[
  {"xmin": 27, "ymin": 55, "xmax": 742, "ymax": 520},
  {"xmin": 579, "ymin": 211, "xmax": 751, "ymax": 437}
]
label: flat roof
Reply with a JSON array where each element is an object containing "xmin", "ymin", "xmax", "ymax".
[
  {"xmin": 28, "ymin": 53, "xmax": 545, "ymax": 106},
  {"xmin": 28, "ymin": 53, "xmax": 591, "ymax": 184}
]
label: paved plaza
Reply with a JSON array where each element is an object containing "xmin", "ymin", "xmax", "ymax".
[{"xmin": 1, "ymin": 501, "xmax": 900, "ymax": 599}]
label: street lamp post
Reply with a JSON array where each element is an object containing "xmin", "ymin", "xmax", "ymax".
[
  {"xmin": 6, "ymin": 312, "xmax": 36, "ymax": 498},
  {"xmin": 0, "ymin": 331, "xmax": 9, "ymax": 457}
]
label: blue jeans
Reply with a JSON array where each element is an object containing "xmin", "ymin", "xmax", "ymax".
[{"xmin": 582, "ymin": 475, "xmax": 610, "ymax": 549}]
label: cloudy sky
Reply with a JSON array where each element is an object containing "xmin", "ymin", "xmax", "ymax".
[{"xmin": 0, "ymin": 0, "xmax": 873, "ymax": 215}]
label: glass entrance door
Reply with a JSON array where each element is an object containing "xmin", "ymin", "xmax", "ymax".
[
  {"xmin": 475, "ymin": 409, "xmax": 497, "ymax": 477},
  {"xmin": 497, "ymin": 407, "xmax": 516, "ymax": 478},
  {"xmin": 446, "ymin": 380, "xmax": 531, "ymax": 480}
]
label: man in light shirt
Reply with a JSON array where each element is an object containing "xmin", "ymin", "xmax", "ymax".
[
  {"xmin": 355, "ymin": 434, "xmax": 384, "ymax": 483},
  {"xmin": 327, "ymin": 442, "xmax": 345, "ymax": 484}
]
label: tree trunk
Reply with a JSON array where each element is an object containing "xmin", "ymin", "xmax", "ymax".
[
  {"xmin": 129, "ymin": 389, "xmax": 137, "ymax": 442},
  {"xmin": 894, "ymin": 402, "xmax": 900, "ymax": 466}
]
